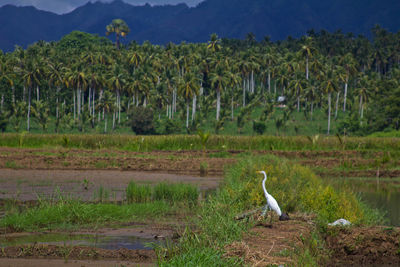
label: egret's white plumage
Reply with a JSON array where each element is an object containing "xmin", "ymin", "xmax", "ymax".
[{"xmin": 259, "ymin": 171, "xmax": 282, "ymax": 217}]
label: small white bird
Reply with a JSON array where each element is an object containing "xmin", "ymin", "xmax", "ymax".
[{"xmin": 258, "ymin": 171, "xmax": 282, "ymax": 223}]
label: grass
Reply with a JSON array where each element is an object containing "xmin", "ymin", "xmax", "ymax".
[
  {"xmin": 158, "ymin": 155, "xmax": 383, "ymax": 266},
  {"xmin": 0, "ymin": 199, "xmax": 174, "ymax": 232},
  {"xmin": 0, "ymin": 133, "xmax": 399, "ymax": 152},
  {"xmin": 126, "ymin": 181, "xmax": 199, "ymax": 204}
]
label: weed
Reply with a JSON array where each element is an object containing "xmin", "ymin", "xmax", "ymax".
[
  {"xmin": 126, "ymin": 181, "xmax": 152, "ymax": 203},
  {"xmin": 81, "ymin": 178, "xmax": 92, "ymax": 191},
  {"xmin": 94, "ymin": 161, "xmax": 108, "ymax": 169},
  {"xmin": 0, "ymin": 199, "xmax": 174, "ymax": 232},
  {"xmin": 153, "ymin": 183, "xmax": 198, "ymax": 204},
  {"xmin": 93, "ymin": 186, "xmax": 110, "ymax": 203},
  {"xmin": 200, "ymin": 162, "xmax": 208, "ymax": 177},
  {"xmin": 5, "ymin": 161, "xmax": 19, "ymax": 169},
  {"xmin": 61, "ymin": 135, "xmax": 69, "ymax": 148}
]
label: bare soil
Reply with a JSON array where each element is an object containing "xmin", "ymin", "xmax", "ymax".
[
  {"xmin": 0, "ymin": 244, "xmax": 155, "ymax": 262},
  {"xmin": 226, "ymin": 213, "xmax": 400, "ymax": 266},
  {"xmin": 225, "ymin": 213, "xmax": 315, "ymax": 266},
  {"xmin": 325, "ymin": 226, "xmax": 400, "ymax": 266}
]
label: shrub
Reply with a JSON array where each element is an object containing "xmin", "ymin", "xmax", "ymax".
[
  {"xmin": 130, "ymin": 106, "xmax": 155, "ymax": 135},
  {"xmin": 223, "ymin": 155, "xmax": 366, "ymax": 224},
  {"xmin": 253, "ymin": 120, "xmax": 266, "ymax": 135}
]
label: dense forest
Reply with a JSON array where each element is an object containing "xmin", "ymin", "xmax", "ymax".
[{"xmin": 0, "ymin": 23, "xmax": 399, "ymax": 136}]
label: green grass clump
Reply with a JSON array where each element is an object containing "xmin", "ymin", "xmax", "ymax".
[
  {"xmin": 369, "ymin": 130, "xmax": 400, "ymax": 137},
  {"xmin": 223, "ymin": 155, "xmax": 371, "ymax": 224},
  {"xmin": 0, "ymin": 199, "xmax": 171, "ymax": 232},
  {"xmin": 126, "ymin": 181, "xmax": 152, "ymax": 203},
  {"xmin": 126, "ymin": 181, "xmax": 199, "ymax": 204},
  {"xmin": 153, "ymin": 183, "xmax": 199, "ymax": 203}
]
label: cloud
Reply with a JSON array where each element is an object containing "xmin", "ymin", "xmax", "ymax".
[{"xmin": 0, "ymin": 0, "xmax": 203, "ymax": 14}]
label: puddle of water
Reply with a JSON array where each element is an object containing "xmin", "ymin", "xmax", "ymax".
[
  {"xmin": 327, "ymin": 178, "xmax": 400, "ymax": 226},
  {"xmin": 0, "ymin": 233, "xmax": 162, "ymax": 250},
  {"xmin": 359, "ymin": 190, "xmax": 400, "ymax": 227}
]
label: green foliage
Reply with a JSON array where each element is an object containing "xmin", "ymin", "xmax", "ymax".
[
  {"xmin": 126, "ymin": 181, "xmax": 198, "ymax": 204},
  {"xmin": 155, "ymin": 118, "xmax": 182, "ymax": 135},
  {"xmin": 222, "ymin": 155, "xmax": 370, "ymax": 224},
  {"xmin": 31, "ymin": 100, "xmax": 51, "ymax": 131},
  {"xmin": 337, "ymin": 112, "xmax": 368, "ymax": 136},
  {"xmin": 0, "ymin": 133, "xmax": 399, "ymax": 152},
  {"xmin": 57, "ymin": 31, "xmax": 111, "ymax": 52},
  {"xmin": 130, "ymin": 106, "xmax": 155, "ymax": 135},
  {"xmin": 197, "ymin": 129, "xmax": 210, "ymax": 151},
  {"xmin": 0, "ymin": 198, "xmax": 172, "ymax": 232},
  {"xmin": 252, "ymin": 120, "xmax": 266, "ymax": 135},
  {"xmin": 153, "ymin": 183, "xmax": 199, "ymax": 203},
  {"xmin": 0, "ymin": 110, "xmax": 9, "ymax": 132},
  {"xmin": 126, "ymin": 181, "xmax": 152, "ymax": 203}
]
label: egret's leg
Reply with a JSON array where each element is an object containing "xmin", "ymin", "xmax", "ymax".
[{"xmin": 261, "ymin": 204, "xmax": 268, "ymax": 217}]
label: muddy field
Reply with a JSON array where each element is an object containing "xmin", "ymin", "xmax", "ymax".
[
  {"xmin": 0, "ymin": 147, "xmax": 399, "ymax": 266},
  {"xmin": 0, "ymin": 147, "xmax": 398, "ymax": 179}
]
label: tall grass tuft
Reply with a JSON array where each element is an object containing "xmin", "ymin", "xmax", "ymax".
[
  {"xmin": 153, "ymin": 183, "xmax": 199, "ymax": 203},
  {"xmin": 126, "ymin": 181, "xmax": 199, "ymax": 204},
  {"xmin": 126, "ymin": 181, "xmax": 152, "ymax": 203},
  {"xmin": 0, "ymin": 198, "xmax": 172, "ymax": 232}
]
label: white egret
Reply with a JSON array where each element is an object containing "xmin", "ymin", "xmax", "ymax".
[{"xmin": 258, "ymin": 171, "xmax": 289, "ymax": 222}]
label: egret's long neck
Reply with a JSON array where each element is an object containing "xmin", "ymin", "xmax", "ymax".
[{"xmin": 262, "ymin": 176, "xmax": 269, "ymax": 196}]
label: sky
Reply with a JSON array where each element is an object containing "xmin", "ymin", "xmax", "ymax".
[{"xmin": 0, "ymin": 0, "xmax": 203, "ymax": 14}]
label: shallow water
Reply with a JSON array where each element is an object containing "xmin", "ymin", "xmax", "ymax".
[
  {"xmin": 359, "ymin": 190, "xmax": 400, "ymax": 226},
  {"xmin": 0, "ymin": 232, "xmax": 162, "ymax": 250},
  {"xmin": 328, "ymin": 178, "xmax": 400, "ymax": 226}
]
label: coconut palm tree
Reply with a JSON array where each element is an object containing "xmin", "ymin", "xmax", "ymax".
[
  {"xmin": 321, "ymin": 66, "xmax": 338, "ymax": 135},
  {"xmin": 106, "ymin": 19, "xmax": 130, "ymax": 50}
]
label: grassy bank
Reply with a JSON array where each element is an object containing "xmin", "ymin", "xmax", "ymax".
[
  {"xmin": 159, "ymin": 155, "xmax": 382, "ymax": 266},
  {"xmin": 1, "ymin": 133, "xmax": 399, "ymax": 152},
  {"xmin": 0, "ymin": 182, "xmax": 199, "ymax": 232}
]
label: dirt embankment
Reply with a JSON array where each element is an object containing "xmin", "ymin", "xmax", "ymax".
[
  {"xmin": 326, "ymin": 226, "xmax": 400, "ymax": 266},
  {"xmin": 225, "ymin": 213, "xmax": 400, "ymax": 266}
]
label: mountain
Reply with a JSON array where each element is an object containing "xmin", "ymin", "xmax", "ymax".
[{"xmin": 0, "ymin": 0, "xmax": 399, "ymax": 51}]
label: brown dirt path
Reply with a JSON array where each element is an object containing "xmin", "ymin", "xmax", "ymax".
[{"xmin": 225, "ymin": 213, "xmax": 315, "ymax": 266}]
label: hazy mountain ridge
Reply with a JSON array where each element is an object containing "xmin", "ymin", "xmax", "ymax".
[{"xmin": 0, "ymin": 0, "xmax": 399, "ymax": 51}]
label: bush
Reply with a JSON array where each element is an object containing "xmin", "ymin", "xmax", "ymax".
[
  {"xmin": 253, "ymin": 120, "xmax": 266, "ymax": 135},
  {"xmin": 130, "ymin": 106, "xmax": 155, "ymax": 135},
  {"xmin": 223, "ymin": 155, "xmax": 367, "ymax": 224},
  {"xmin": 0, "ymin": 111, "xmax": 9, "ymax": 132}
]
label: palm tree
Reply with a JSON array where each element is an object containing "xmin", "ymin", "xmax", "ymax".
[
  {"xmin": 339, "ymin": 53, "xmax": 358, "ymax": 112},
  {"xmin": 299, "ymin": 36, "xmax": 317, "ymax": 80},
  {"xmin": 321, "ymin": 66, "xmax": 338, "ymax": 135},
  {"xmin": 207, "ymin": 33, "xmax": 221, "ymax": 53},
  {"xmin": 106, "ymin": 19, "xmax": 130, "ymax": 50},
  {"xmin": 177, "ymin": 71, "xmax": 200, "ymax": 128},
  {"xmin": 210, "ymin": 64, "xmax": 230, "ymax": 121}
]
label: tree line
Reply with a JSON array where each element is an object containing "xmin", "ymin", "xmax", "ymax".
[{"xmin": 0, "ymin": 21, "xmax": 399, "ymax": 135}]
